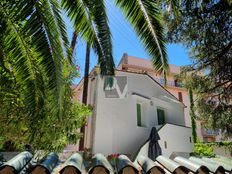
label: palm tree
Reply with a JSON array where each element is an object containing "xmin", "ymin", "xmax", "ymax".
[
  {"xmin": 62, "ymin": 0, "xmax": 115, "ymax": 76},
  {"xmin": 79, "ymin": 43, "xmax": 91, "ymax": 149},
  {"xmin": 0, "ymin": 0, "xmax": 70, "ymax": 113},
  {"xmin": 63, "ymin": 0, "xmax": 168, "ymax": 74},
  {"xmin": 62, "ymin": 0, "xmax": 114, "ymax": 149},
  {"xmin": 0, "ymin": 0, "xmax": 169, "ymax": 150},
  {"xmin": 0, "ymin": 0, "xmax": 88, "ymax": 150},
  {"xmin": 62, "ymin": 0, "xmax": 169, "ymax": 150}
]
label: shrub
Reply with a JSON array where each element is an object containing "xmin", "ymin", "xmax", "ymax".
[{"xmin": 194, "ymin": 143, "xmax": 215, "ymax": 157}]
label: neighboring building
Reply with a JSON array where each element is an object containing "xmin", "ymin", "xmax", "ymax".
[{"xmin": 73, "ymin": 63, "xmax": 193, "ymax": 158}]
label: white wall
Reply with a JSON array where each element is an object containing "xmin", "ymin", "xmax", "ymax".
[
  {"xmin": 135, "ymin": 124, "xmax": 193, "ymax": 160},
  {"xmin": 158, "ymin": 124, "xmax": 193, "ymax": 157},
  {"xmin": 92, "ymin": 71, "xmax": 186, "ymax": 157}
]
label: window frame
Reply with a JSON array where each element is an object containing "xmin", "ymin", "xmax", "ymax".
[{"xmin": 157, "ymin": 108, "xmax": 166, "ymax": 125}]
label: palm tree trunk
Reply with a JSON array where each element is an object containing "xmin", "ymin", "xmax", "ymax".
[
  {"xmin": 79, "ymin": 43, "xmax": 90, "ymax": 150},
  {"xmin": 70, "ymin": 31, "xmax": 78, "ymax": 57}
]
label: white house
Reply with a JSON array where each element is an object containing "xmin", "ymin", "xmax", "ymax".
[{"xmin": 72, "ymin": 67, "xmax": 193, "ymax": 158}]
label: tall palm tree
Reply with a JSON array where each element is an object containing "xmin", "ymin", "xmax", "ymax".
[
  {"xmin": 62, "ymin": 0, "xmax": 115, "ymax": 149},
  {"xmin": 0, "ymin": 0, "xmax": 169, "ymax": 150},
  {"xmin": 62, "ymin": 0, "xmax": 169, "ymax": 150},
  {"xmin": 78, "ymin": 43, "xmax": 91, "ymax": 149}
]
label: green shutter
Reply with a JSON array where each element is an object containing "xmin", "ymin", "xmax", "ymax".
[
  {"xmin": 157, "ymin": 109, "xmax": 165, "ymax": 125},
  {"xmin": 137, "ymin": 103, "xmax": 142, "ymax": 126}
]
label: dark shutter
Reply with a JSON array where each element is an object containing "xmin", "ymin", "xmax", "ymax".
[
  {"xmin": 137, "ymin": 103, "xmax": 142, "ymax": 126},
  {"xmin": 157, "ymin": 109, "xmax": 165, "ymax": 125}
]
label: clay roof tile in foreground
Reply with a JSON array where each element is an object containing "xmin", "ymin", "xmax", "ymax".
[{"xmin": 0, "ymin": 151, "xmax": 231, "ymax": 174}]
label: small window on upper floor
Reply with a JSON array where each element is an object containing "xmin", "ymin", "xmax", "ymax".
[
  {"xmin": 174, "ymin": 79, "xmax": 178, "ymax": 87},
  {"xmin": 174, "ymin": 79, "xmax": 183, "ymax": 87},
  {"xmin": 160, "ymin": 78, "xmax": 165, "ymax": 85},
  {"xmin": 157, "ymin": 108, "xmax": 165, "ymax": 125}
]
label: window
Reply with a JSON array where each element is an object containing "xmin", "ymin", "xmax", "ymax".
[
  {"xmin": 137, "ymin": 102, "xmax": 148, "ymax": 127},
  {"xmin": 174, "ymin": 79, "xmax": 178, "ymax": 87},
  {"xmin": 178, "ymin": 92, "xmax": 183, "ymax": 102},
  {"xmin": 157, "ymin": 108, "xmax": 165, "ymax": 125},
  {"xmin": 160, "ymin": 78, "xmax": 165, "ymax": 85},
  {"xmin": 174, "ymin": 79, "xmax": 183, "ymax": 87},
  {"xmin": 137, "ymin": 103, "xmax": 142, "ymax": 127}
]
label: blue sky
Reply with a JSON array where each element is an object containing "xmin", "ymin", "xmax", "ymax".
[{"xmin": 65, "ymin": 0, "xmax": 192, "ymax": 84}]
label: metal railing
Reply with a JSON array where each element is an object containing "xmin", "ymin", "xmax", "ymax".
[
  {"xmin": 201, "ymin": 128, "xmax": 219, "ymax": 136},
  {"xmin": 153, "ymin": 78, "xmax": 184, "ymax": 88}
]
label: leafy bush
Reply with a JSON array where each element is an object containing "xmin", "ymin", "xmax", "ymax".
[{"xmin": 194, "ymin": 143, "xmax": 215, "ymax": 157}]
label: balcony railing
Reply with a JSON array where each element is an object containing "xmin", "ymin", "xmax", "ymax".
[
  {"xmin": 201, "ymin": 128, "xmax": 219, "ymax": 136},
  {"xmin": 154, "ymin": 78, "xmax": 184, "ymax": 88}
]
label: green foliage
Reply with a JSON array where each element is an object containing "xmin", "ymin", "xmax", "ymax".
[
  {"xmin": 161, "ymin": 0, "xmax": 232, "ymax": 136},
  {"xmin": 115, "ymin": 0, "xmax": 168, "ymax": 74},
  {"xmin": 0, "ymin": 0, "xmax": 168, "ymax": 151},
  {"xmin": 62, "ymin": 0, "xmax": 168, "ymax": 75},
  {"xmin": 61, "ymin": 0, "xmax": 115, "ymax": 76},
  {"xmin": 0, "ymin": 58, "xmax": 91, "ymax": 151},
  {"xmin": 194, "ymin": 143, "xmax": 215, "ymax": 157},
  {"xmin": 0, "ymin": 0, "xmax": 91, "ymax": 151},
  {"xmin": 194, "ymin": 142, "xmax": 232, "ymax": 157}
]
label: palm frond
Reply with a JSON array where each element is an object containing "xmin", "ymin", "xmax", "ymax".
[
  {"xmin": 31, "ymin": 0, "xmax": 70, "ymax": 118},
  {"xmin": 115, "ymin": 0, "xmax": 168, "ymax": 74},
  {"xmin": 0, "ymin": 2, "xmax": 38, "ymax": 113},
  {"xmin": 61, "ymin": 0, "xmax": 95, "ymax": 42},
  {"xmin": 0, "ymin": 0, "xmax": 69, "ymax": 118},
  {"xmin": 0, "ymin": 0, "xmax": 91, "ymax": 150},
  {"xmin": 87, "ymin": 0, "xmax": 115, "ymax": 75},
  {"xmin": 49, "ymin": 0, "xmax": 70, "ymax": 61},
  {"xmin": 62, "ymin": 0, "xmax": 115, "ymax": 75},
  {"xmin": 33, "ymin": 0, "xmax": 64, "ymax": 89}
]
